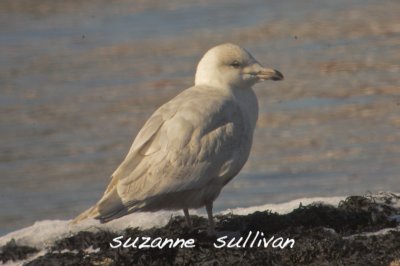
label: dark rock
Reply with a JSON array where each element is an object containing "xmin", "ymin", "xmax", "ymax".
[
  {"xmin": 2, "ymin": 194, "xmax": 399, "ymax": 265},
  {"xmin": 0, "ymin": 239, "xmax": 38, "ymax": 263}
]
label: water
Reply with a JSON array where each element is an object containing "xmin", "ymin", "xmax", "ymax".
[{"xmin": 0, "ymin": 0, "xmax": 399, "ymax": 235}]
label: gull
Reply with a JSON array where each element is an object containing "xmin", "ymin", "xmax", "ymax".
[{"xmin": 72, "ymin": 43, "xmax": 283, "ymax": 233}]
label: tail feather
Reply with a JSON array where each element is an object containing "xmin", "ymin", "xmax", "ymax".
[
  {"xmin": 70, "ymin": 205, "xmax": 100, "ymax": 224},
  {"xmin": 71, "ymin": 186, "xmax": 127, "ymax": 224}
]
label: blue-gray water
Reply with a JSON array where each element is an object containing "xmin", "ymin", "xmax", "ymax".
[{"xmin": 1, "ymin": 0, "xmax": 399, "ymax": 235}]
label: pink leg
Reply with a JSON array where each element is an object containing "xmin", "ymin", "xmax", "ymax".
[
  {"xmin": 205, "ymin": 202, "xmax": 215, "ymax": 235},
  {"xmin": 183, "ymin": 208, "xmax": 192, "ymax": 229}
]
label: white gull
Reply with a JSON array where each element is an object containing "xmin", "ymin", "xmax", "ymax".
[{"xmin": 72, "ymin": 43, "xmax": 284, "ymax": 233}]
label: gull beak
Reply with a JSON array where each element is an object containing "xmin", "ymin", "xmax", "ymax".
[
  {"xmin": 246, "ymin": 63, "xmax": 284, "ymax": 82},
  {"xmin": 256, "ymin": 67, "xmax": 284, "ymax": 81}
]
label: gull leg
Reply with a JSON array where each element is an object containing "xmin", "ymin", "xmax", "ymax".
[
  {"xmin": 205, "ymin": 202, "xmax": 215, "ymax": 235},
  {"xmin": 183, "ymin": 208, "xmax": 192, "ymax": 229}
]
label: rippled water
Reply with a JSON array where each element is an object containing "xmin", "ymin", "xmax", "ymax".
[{"xmin": 1, "ymin": 0, "xmax": 399, "ymax": 235}]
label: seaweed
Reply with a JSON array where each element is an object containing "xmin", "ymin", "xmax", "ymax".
[{"xmin": 2, "ymin": 195, "xmax": 399, "ymax": 265}]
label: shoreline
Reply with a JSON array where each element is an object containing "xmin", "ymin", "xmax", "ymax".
[{"xmin": 1, "ymin": 193, "xmax": 399, "ymax": 265}]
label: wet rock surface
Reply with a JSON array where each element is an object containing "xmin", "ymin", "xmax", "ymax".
[
  {"xmin": 0, "ymin": 239, "xmax": 38, "ymax": 263},
  {"xmin": 1, "ymin": 195, "xmax": 399, "ymax": 265}
]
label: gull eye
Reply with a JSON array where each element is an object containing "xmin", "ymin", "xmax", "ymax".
[{"xmin": 230, "ymin": 61, "xmax": 241, "ymax": 68}]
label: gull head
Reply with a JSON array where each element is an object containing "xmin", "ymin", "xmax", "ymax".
[{"xmin": 195, "ymin": 43, "xmax": 283, "ymax": 89}]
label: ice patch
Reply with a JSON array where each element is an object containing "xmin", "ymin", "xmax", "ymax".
[
  {"xmin": 1, "ymin": 249, "xmax": 47, "ymax": 266},
  {"xmin": 1, "ymin": 193, "xmax": 398, "ymax": 252},
  {"xmin": 0, "ymin": 196, "xmax": 346, "ymax": 250},
  {"xmin": 344, "ymin": 226, "xmax": 400, "ymax": 239},
  {"xmin": 84, "ymin": 246, "xmax": 101, "ymax": 254},
  {"xmin": 220, "ymin": 196, "xmax": 345, "ymax": 216},
  {"xmin": 0, "ymin": 210, "xmax": 183, "ymax": 249}
]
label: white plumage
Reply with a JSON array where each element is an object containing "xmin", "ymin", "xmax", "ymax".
[{"xmin": 72, "ymin": 43, "xmax": 283, "ymax": 233}]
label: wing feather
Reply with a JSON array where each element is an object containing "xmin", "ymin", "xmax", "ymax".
[{"xmin": 95, "ymin": 86, "xmax": 251, "ymax": 217}]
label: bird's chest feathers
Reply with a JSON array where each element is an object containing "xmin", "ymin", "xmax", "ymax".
[
  {"xmin": 164, "ymin": 88, "xmax": 257, "ymax": 183},
  {"xmin": 193, "ymin": 96, "xmax": 256, "ymax": 179}
]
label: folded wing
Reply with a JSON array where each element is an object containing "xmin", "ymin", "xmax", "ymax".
[{"xmin": 83, "ymin": 87, "xmax": 251, "ymax": 221}]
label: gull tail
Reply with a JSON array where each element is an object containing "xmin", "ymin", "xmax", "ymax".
[
  {"xmin": 70, "ymin": 185, "xmax": 126, "ymax": 225},
  {"xmin": 70, "ymin": 205, "xmax": 100, "ymax": 224}
]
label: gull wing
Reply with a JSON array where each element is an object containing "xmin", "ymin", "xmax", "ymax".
[{"xmin": 94, "ymin": 87, "xmax": 250, "ymax": 219}]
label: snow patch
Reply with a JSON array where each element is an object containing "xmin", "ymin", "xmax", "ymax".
[
  {"xmin": 0, "ymin": 196, "xmax": 345, "ymax": 250},
  {"xmin": 0, "ymin": 211, "xmax": 182, "ymax": 249},
  {"xmin": 220, "ymin": 196, "xmax": 345, "ymax": 216},
  {"xmin": 1, "ymin": 192, "xmax": 398, "ymax": 253}
]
